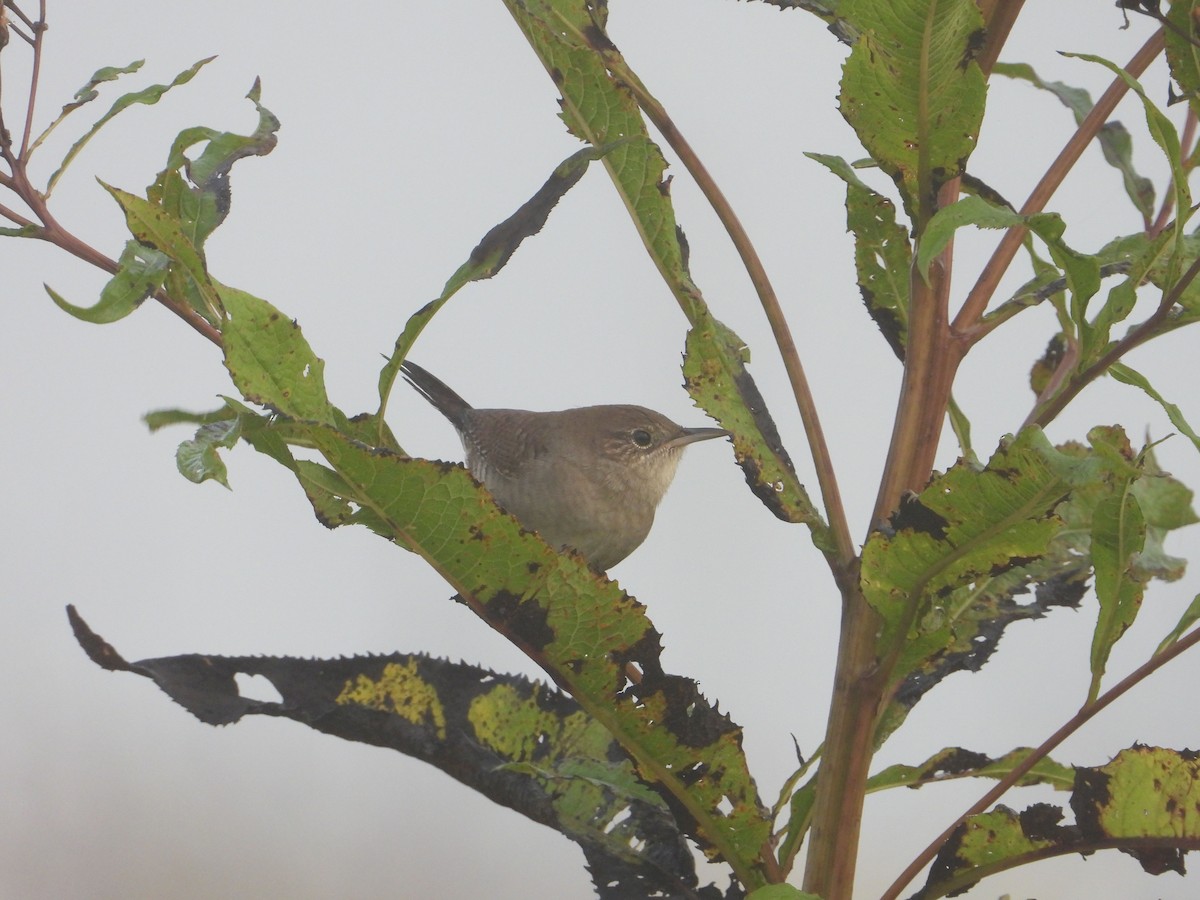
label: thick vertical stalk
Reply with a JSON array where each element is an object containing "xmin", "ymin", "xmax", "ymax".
[
  {"xmin": 804, "ymin": 258, "xmax": 962, "ymax": 899},
  {"xmin": 800, "ymin": 574, "xmax": 884, "ymax": 898}
]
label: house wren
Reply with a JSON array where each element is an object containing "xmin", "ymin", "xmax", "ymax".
[{"xmin": 401, "ymin": 360, "xmax": 729, "ymax": 570}]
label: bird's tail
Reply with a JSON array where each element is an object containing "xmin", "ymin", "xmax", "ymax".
[{"xmin": 400, "ymin": 360, "xmax": 472, "ymax": 427}]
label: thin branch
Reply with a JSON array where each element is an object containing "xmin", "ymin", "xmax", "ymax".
[
  {"xmin": 0, "ymin": 196, "xmax": 36, "ymax": 228},
  {"xmin": 5, "ymin": 1, "xmax": 39, "ymax": 31},
  {"xmin": 879, "ymin": 623, "xmax": 1200, "ymax": 900},
  {"xmin": 18, "ymin": 0, "xmax": 45, "ymax": 157},
  {"xmin": 957, "ymin": 28, "xmax": 1166, "ymax": 338}
]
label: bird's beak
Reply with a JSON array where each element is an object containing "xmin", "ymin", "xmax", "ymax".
[{"xmin": 670, "ymin": 427, "xmax": 731, "ymax": 449}]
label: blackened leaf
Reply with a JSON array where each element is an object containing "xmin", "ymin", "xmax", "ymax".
[
  {"xmin": 64, "ymin": 606, "xmax": 716, "ymax": 900},
  {"xmin": 869, "ymin": 746, "xmax": 1074, "ymax": 793},
  {"xmin": 921, "ymin": 745, "xmax": 1200, "ymax": 898},
  {"xmin": 291, "ymin": 421, "xmax": 773, "ymax": 873}
]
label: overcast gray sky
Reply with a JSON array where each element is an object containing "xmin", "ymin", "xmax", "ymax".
[{"xmin": 4, "ymin": 2, "xmax": 1200, "ymax": 898}]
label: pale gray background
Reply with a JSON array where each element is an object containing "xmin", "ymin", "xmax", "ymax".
[{"xmin": 3, "ymin": 2, "xmax": 1199, "ymax": 898}]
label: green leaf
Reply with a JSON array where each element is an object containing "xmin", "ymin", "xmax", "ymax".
[
  {"xmin": 1110, "ymin": 362, "xmax": 1200, "ymax": 454},
  {"xmin": 747, "ymin": 886, "xmax": 822, "ymax": 900},
  {"xmin": 918, "ymin": 197, "xmax": 1099, "ymax": 311},
  {"xmin": 1067, "ymin": 52, "xmax": 1192, "ymax": 299},
  {"xmin": 219, "ymin": 288, "xmax": 336, "ymax": 424},
  {"xmin": 144, "ymin": 405, "xmax": 233, "ymax": 432},
  {"xmin": 1087, "ymin": 492, "xmax": 1145, "ymax": 701},
  {"xmin": 1165, "ymin": 1, "xmax": 1200, "ymax": 117},
  {"xmin": 45, "ymin": 240, "xmax": 169, "ymax": 324},
  {"xmin": 307, "ymin": 423, "xmax": 771, "ymax": 878},
  {"xmin": 807, "ymin": 152, "xmax": 912, "ymax": 358},
  {"xmin": 175, "ymin": 416, "xmax": 241, "ymax": 487},
  {"xmin": 993, "ymin": 61, "xmax": 1155, "ymax": 221},
  {"xmin": 27, "ymin": 60, "xmax": 146, "ymax": 158},
  {"xmin": 148, "ymin": 79, "xmax": 281, "ymax": 247},
  {"xmin": 0, "ymin": 224, "xmax": 42, "ymax": 238},
  {"xmin": 682, "ymin": 316, "xmax": 828, "ymax": 538},
  {"xmin": 101, "ymin": 181, "xmax": 222, "ymax": 322},
  {"xmin": 862, "ymin": 428, "xmax": 1095, "ymax": 656},
  {"xmin": 838, "ymin": 0, "xmax": 986, "ymax": 228},
  {"xmin": 869, "ymin": 746, "xmax": 1075, "ymax": 793},
  {"xmin": 1158, "ymin": 592, "xmax": 1200, "ymax": 653},
  {"xmin": 47, "ymin": 58, "xmax": 214, "ymax": 198}
]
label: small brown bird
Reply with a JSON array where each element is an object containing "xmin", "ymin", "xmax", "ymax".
[{"xmin": 402, "ymin": 361, "xmax": 729, "ymax": 570}]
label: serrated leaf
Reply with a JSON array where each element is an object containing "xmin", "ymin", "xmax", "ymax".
[
  {"xmin": 807, "ymin": 152, "xmax": 912, "ymax": 358},
  {"xmin": 922, "ymin": 743, "xmax": 1200, "ymax": 899},
  {"xmin": 295, "ymin": 422, "xmax": 772, "ymax": 877},
  {"xmin": 64, "ymin": 615, "xmax": 711, "ymax": 898},
  {"xmin": 45, "ymin": 240, "xmax": 169, "ymax": 324},
  {"xmin": 1072, "ymin": 746, "xmax": 1200, "ymax": 874},
  {"xmin": 683, "ymin": 315, "xmax": 828, "ymax": 538},
  {"xmin": 862, "ymin": 428, "xmax": 1094, "ymax": 654},
  {"xmin": 47, "ymin": 58, "xmax": 214, "ymax": 197},
  {"xmin": 838, "ymin": 0, "xmax": 987, "ymax": 227}
]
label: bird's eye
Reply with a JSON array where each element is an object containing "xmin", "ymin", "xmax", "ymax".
[{"xmin": 631, "ymin": 428, "xmax": 653, "ymax": 448}]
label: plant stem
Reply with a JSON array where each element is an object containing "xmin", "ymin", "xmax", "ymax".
[
  {"xmin": 799, "ymin": 577, "xmax": 884, "ymax": 898},
  {"xmin": 879, "ymin": 624, "xmax": 1200, "ymax": 900},
  {"xmin": 804, "ymin": 9, "xmax": 1035, "ymax": 894}
]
